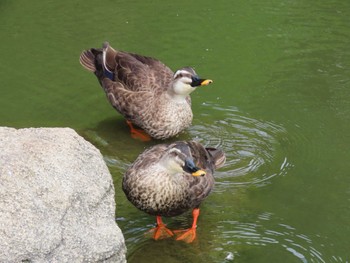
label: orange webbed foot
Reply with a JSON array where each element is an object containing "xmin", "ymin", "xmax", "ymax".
[
  {"xmin": 148, "ymin": 216, "xmax": 174, "ymax": 240},
  {"xmin": 149, "ymin": 225, "xmax": 174, "ymax": 240},
  {"xmin": 174, "ymin": 208, "xmax": 200, "ymax": 243},
  {"xmin": 126, "ymin": 120, "xmax": 151, "ymax": 142},
  {"xmin": 174, "ymin": 227, "xmax": 197, "ymax": 243}
]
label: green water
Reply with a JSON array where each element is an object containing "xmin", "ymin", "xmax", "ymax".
[{"xmin": 1, "ymin": 0, "xmax": 349, "ymax": 262}]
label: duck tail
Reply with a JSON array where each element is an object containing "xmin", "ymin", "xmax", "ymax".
[
  {"xmin": 79, "ymin": 49, "xmax": 97, "ymax": 72},
  {"xmin": 206, "ymin": 147, "xmax": 226, "ymax": 169},
  {"xmin": 80, "ymin": 42, "xmax": 117, "ymax": 80}
]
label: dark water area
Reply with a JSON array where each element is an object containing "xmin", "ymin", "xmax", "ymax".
[{"xmin": 1, "ymin": 0, "xmax": 349, "ymax": 262}]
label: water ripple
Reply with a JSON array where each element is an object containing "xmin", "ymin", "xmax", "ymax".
[
  {"xmin": 214, "ymin": 213, "xmax": 347, "ymax": 263},
  {"xmin": 190, "ymin": 102, "xmax": 292, "ymax": 188}
]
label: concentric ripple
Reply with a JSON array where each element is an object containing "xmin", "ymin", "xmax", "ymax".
[
  {"xmin": 189, "ymin": 102, "xmax": 292, "ymax": 188},
  {"xmin": 211, "ymin": 212, "xmax": 347, "ymax": 263}
]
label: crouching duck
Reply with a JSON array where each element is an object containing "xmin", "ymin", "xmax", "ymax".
[
  {"xmin": 122, "ymin": 141, "xmax": 226, "ymax": 243},
  {"xmin": 79, "ymin": 42, "xmax": 213, "ymax": 141}
]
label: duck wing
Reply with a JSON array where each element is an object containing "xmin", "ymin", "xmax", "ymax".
[
  {"xmin": 186, "ymin": 141, "xmax": 226, "ymax": 170},
  {"xmin": 80, "ymin": 45, "xmax": 173, "ymax": 121},
  {"xmin": 114, "ymin": 51, "xmax": 174, "ymax": 92},
  {"xmin": 180, "ymin": 142, "xmax": 216, "ymax": 205},
  {"xmin": 184, "ymin": 141, "xmax": 226, "ymax": 203},
  {"xmin": 100, "ymin": 78, "xmax": 154, "ymax": 121},
  {"xmin": 205, "ymin": 147, "xmax": 226, "ymax": 169},
  {"xmin": 80, "ymin": 43, "xmax": 174, "ymax": 93},
  {"xmin": 188, "ymin": 141, "xmax": 216, "ymax": 172}
]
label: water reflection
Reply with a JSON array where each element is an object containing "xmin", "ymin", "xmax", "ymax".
[{"xmin": 190, "ymin": 102, "xmax": 292, "ymax": 188}]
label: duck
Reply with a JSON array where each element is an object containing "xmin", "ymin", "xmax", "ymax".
[
  {"xmin": 79, "ymin": 42, "xmax": 213, "ymax": 141},
  {"xmin": 122, "ymin": 141, "xmax": 226, "ymax": 243}
]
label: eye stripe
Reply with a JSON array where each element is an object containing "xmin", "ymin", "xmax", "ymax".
[{"xmin": 174, "ymin": 70, "xmax": 192, "ymax": 80}]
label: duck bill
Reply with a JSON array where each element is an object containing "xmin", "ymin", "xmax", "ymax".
[
  {"xmin": 200, "ymin": 79, "xmax": 213, "ymax": 86},
  {"xmin": 191, "ymin": 78, "xmax": 213, "ymax": 87},
  {"xmin": 184, "ymin": 159, "xmax": 206, "ymax": 177},
  {"xmin": 191, "ymin": 169, "xmax": 206, "ymax": 177}
]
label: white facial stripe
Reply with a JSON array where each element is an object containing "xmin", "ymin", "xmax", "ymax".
[{"xmin": 174, "ymin": 70, "xmax": 192, "ymax": 80}]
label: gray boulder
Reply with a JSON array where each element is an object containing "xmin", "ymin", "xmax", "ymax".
[{"xmin": 0, "ymin": 127, "xmax": 126, "ymax": 262}]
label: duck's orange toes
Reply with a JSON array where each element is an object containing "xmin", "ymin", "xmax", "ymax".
[
  {"xmin": 174, "ymin": 208, "xmax": 200, "ymax": 243},
  {"xmin": 126, "ymin": 120, "xmax": 151, "ymax": 142},
  {"xmin": 147, "ymin": 216, "xmax": 174, "ymax": 240},
  {"xmin": 149, "ymin": 225, "xmax": 174, "ymax": 240},
  {"xmin": 174, "ymin": 228, "xmax": 197, "ymax": 243}
]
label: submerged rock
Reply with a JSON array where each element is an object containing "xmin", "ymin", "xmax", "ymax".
[{"xmin": 0, "ymin": 127, "xmax": 126, "ymax": 262}]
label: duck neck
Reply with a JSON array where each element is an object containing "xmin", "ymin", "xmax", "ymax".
[{"xmin": 166, "ymin": 89, "xmax": 190, "ymax": 101}]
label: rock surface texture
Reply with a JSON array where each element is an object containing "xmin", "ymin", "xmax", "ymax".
[{"xmin": 0, "ymin": 127, "xmax": 126, "ymax": 263}]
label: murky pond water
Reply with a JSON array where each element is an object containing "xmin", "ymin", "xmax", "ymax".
[{"xmin": 1, "ymin": 0, "xmax": 349, "ymax": 262}]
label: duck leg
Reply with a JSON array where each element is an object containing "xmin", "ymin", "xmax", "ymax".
[
  {"xmin": 149, "ymin": 216, "xmax": 174, "ymax": 240},
  {"xmin": 126, "ymin": 120, "xmax": 151, "ymax": 141},
  {"xmin": 174, "ymin": 208, "xmax": 200, "ymax": 243}
]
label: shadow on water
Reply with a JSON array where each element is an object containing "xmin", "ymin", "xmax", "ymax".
[{"xmin": 80, "ymin": 117, "xmax": 169, "ymax": 167}]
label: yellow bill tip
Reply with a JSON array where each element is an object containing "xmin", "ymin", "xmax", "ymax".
[
  {"xmin": 191, "ymin": 170, "xmax": 206, "ymax": 177},
  {"xmin": 200, "ymin": 79, "xmax": 213, "ymax": 86}
]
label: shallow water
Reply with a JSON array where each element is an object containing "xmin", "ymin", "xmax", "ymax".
[{"xmin": 1, "ymin": 0, "xmax": 350, "ymax": 262}]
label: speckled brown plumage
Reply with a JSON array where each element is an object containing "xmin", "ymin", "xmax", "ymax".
[
  {"xmin": 79, "ymin": 42, "xmax": 212, "ymax": 139},
  {"xmin": 122, "ymin": 141, "xmax": 226, "ymax": 217}
]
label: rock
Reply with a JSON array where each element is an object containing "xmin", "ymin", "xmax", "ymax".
[{"xmin": 0, "ymin": 127, "xmax": 126, "ymax": 262}]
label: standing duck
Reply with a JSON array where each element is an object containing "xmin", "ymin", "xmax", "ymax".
[
  {"xmin": 79, "ymin": 42, "xmax": 213, "ymax": 141},
  {"xmin": 122, "ymin": 141, "xmax": 226, "ymax": 243}
]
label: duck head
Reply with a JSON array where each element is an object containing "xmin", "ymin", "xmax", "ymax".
[
  {"xmin": 161, "ymin": 147, "xmax": 206, "ymax": 177},
  {"xmin": 171, "ymin": 67, "xmax": 213, "ymax": 97}
]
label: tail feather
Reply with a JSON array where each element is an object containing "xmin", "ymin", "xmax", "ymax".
[
  {"xmin": 79, "ymin": 50, "xmax": 96, "ymax": 72},
  {"xmin": 206, "ymin": 147, "xmax": 226, "ymax": 169}
]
